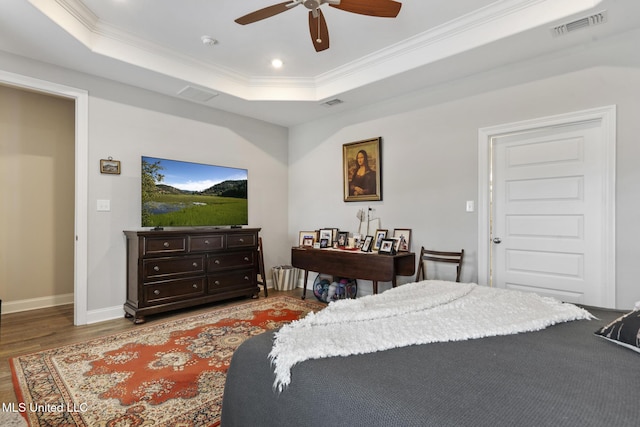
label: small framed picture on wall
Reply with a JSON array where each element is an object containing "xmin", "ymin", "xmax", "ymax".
[{"xmin": 100, "ymin": 158, "xmax": 121, "ymax": 174}]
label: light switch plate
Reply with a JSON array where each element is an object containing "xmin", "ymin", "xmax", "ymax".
[{"xmin": 97, "ymin": 199, "xmax": 111, "ymax": 212}]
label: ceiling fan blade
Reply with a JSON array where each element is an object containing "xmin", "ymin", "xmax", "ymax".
[
  {"xmin": 235, "ymin": 1, "xmax": 299, "ymax": 25},
  {"xmin": 329, "ymin": 0, "xmax": 402, "ymax": 18},
  {"xmin": 309, "ymin": 9, "xmax": 329, "ymax": 52}
]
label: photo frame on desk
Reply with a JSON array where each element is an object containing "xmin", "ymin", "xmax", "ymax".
[
  {"xmin": 299, "ymin": 231, "xmax": 317, "ymax": 247},
  {"xmin": 393, "ymin": 228, "xmax": 411, "ymax": 252},
  {"xmin": 337, "ymin": 231, "xmax": 348, "ymax": 247},
  {"xmin": 391, "ymin": 237, "xmax": 402, "ymax": 253},
  {"xmin": 373, "ymin": 229, "xmax": 387, "ymax": 251},
  {"xmin": 318, "ymin": 229, "xmax": 334, "ymax": 245},
  {"xmin": 378, "ymin": 238, "xmax": 397, "ymax": 255},
  {"xmin": 361, "ymin": 235, "xmax": 373, "ymax": 252}
]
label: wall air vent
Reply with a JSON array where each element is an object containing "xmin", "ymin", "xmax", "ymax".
[
  {"xmin": 551, "ymin": 10, "xmax": 607, "ymax": 37},
  {"xmin": 321, "ymin": 98, "xmax": 344, "ymax": 107},
  {"xmin": 177, "ymin": 85, "xmax": 219, "ymax": 102}
]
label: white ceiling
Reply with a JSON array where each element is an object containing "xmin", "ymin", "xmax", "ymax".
[{"xmin": 1, "ymin": 0, "xmax": 638, "ymax": 126}]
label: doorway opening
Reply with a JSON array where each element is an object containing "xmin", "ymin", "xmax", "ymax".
[{"xmin": 0, "ymin": 70, "xmax": 89, "ymax": 324}]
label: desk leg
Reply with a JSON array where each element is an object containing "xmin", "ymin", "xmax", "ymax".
[
  {"xmin": 301, "ymin": 270, "xmax": 309, "ymax": 299},
  {"xmin": 372, "ymin": 280, "xmax": 378, "ymax": 294}
]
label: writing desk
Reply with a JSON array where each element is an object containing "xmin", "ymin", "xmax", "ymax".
[{"xmin": 291, "ymin": 246, "xmax": 416, "ymax": 299}]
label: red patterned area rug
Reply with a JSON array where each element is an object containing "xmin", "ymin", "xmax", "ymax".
[{"xmin": 10, "ymin": 296, "xmax": 322, "ymax": 427}]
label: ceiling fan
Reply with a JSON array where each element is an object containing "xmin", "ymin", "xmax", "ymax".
[{"xmin": 235, "ymin": 0, "xmax": 403, "ymax": 52}]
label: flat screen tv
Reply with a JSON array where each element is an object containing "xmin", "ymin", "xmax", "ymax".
[{"xmin": 141, "ymin": 156, "xmax": 248, "ymax": 228}]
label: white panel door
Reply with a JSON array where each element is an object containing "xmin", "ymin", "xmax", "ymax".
[{"xmin": 492, "ymin": 120, "xmax": 608, "ymax": 305}]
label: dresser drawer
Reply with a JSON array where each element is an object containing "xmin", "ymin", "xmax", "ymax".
[
  {"xmin": 190, "ymin": 234, "xmax": 224, "ymax": 252},
  {"xmin": 208, "ymin": 269, "xmax": 255, "ymax": 294},
  {"xmin": 207, "ymin": 251, "xmax": 255, "ymax": 271},
  {"xmin": 143, "ymin": 236, "xmax": 187, "ymax": 255},
  {"xmin": 144, "ymin": 277, "xmax": 206, "ymax": 305},
  {"xmin": 124, "ymin": 228, "xmax": 261, "ymax": 323},
  {"xmin": 227, "ymin": 233, "xmax": 256, "ymax": 248},
  {"xmin": 143, "ymin": 255, "xmax": 205, "ymax": 280}
]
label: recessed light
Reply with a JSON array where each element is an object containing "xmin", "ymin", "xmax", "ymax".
[
  {"xmin": 201, "ymin": 35, "xmax": 218, "ymax": 46},
  {"xmin": 271, "ymin": 58, "xmax": 283, "ymax": 69}
]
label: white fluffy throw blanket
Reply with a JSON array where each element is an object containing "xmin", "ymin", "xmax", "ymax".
[{"xmin": 269, "ymin": 280, "xmax": 593, "ymax": 391}]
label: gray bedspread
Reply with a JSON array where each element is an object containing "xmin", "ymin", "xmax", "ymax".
[{"xmin": 221, "ymin": 307, "xmax": 639, "ymax": 427}]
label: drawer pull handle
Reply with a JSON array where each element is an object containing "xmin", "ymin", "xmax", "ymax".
[
  {"xmin": 163, "ymin": 241, "xmax": 170, "ymax": 248},
  {"xmin": 192, "ymin": 284, "xmax": 198, "ymax": 289},
  {"xmin": 244, "ymin": 276, "xmax": 249, "ymax": 281},
  {"xmin": 214, "ymin": 260, "xmax": 220, "ymax": 264},
  {"xmin": 153, "ymin": 266, "xmax": 160, "ymax": 272},
  {"xmin": 214, "ymin": 280, "xmax": 220, "ymax": 285},
  {"xmin": 154, "ymin": 289, "xmax": 160, "ymax": 295},
  {"xmin": 192, "ymin": 262, "xmax": 198, "ymax": 268},
  {"xmin": 204, "ymin": 240, "xmax": 210, "ymax": 245},
  {"xmin": 239, "ymin": 238, "xmax": 244, "ymax": 243},
  {"xmin": 244, "ymin": 257, "xmax": 250, "ymax": 262}
]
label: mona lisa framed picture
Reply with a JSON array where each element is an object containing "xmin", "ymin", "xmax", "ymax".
[{"xmin": 343, "ymin": 137, "xmax": 382, "ymax": 202}]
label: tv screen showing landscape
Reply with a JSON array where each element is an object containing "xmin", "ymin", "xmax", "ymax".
[{"xmin": 141, "ymin": 156, "xmax": 248, "ymax": 228}]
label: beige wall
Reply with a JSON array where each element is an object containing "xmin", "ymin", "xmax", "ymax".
[{"xmin": 0, "ymin": 84, "xmax": 75, "ymax": 307}]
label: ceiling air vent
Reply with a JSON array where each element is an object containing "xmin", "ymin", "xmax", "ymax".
[
  {"xmin": 321, "ymin": 98, "xmax": 344, "ymax": 107},
  {"xmin": 551, "ymin": 10, "xmax": 607, "ymax": 37},
  {"xmin": 177, "ymin": 85, "xmax": 219, "ymax": 102}
]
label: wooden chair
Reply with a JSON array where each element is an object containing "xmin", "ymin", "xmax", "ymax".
[
  {"xmin": 256, "ymin": 237, "xmax": 268, "ymax": 297},
  {"xmin": 416, "ymin": 247, "xmax": 465, "ymax": 282}
]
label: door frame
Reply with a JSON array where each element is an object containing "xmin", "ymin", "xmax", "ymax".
[
  {"xmin": 477, "ymin": 106, "xmax": 616, "ymax": 308},
  {"xmin": 0, "ymin": 70, "xmax": 89, "ymax": 325}
]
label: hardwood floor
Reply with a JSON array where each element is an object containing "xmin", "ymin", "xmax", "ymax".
[{"xmin": 0, "ymin": 289, "xmax": 301, "ymax": 405}]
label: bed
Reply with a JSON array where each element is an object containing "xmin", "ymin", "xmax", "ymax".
[{"xmin": 221, "ymin": 282, "xmax": 640, "ymax": 427}]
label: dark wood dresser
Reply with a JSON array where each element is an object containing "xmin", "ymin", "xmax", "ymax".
[{"xmin": 124, "ymin": 228, "xmax": 261, "ymax": 323}]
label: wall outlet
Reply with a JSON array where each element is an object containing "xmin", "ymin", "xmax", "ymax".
[{"xmin": 466, "ymin": 200, "xmax": 474, "ymax": 212}]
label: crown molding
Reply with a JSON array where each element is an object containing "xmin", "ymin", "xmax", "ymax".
[{"xmin": 28, "ymin": 0, "xmax": 601, "ymax": 102}]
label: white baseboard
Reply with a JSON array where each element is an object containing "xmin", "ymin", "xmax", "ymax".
[
  {"xmin": 1, "ymin": 293, "xmax": 73, "ymax": 314},
  {"xmin": 85, "ymin": 305, "xmax": 126, "ymax": 324},
  {"xmin": 0, "ymin": 294, "xmax": 125, "ymax": 325}
]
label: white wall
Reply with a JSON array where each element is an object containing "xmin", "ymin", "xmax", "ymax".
[
  {"xmin": 289, "ymin": 29, "xmax": 640, "ymax": 309},
  {"xmin": 0, "ymin": 51, "xmax": 289, "ymax": 321},
  {"xmin": 87, "ymin": 98, "xmax": 289, "ymax": 314}
]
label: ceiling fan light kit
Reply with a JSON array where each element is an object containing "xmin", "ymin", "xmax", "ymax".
[{"xmin": 235, "ymin": 0, "xmax": 402, "ymax": 52}]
